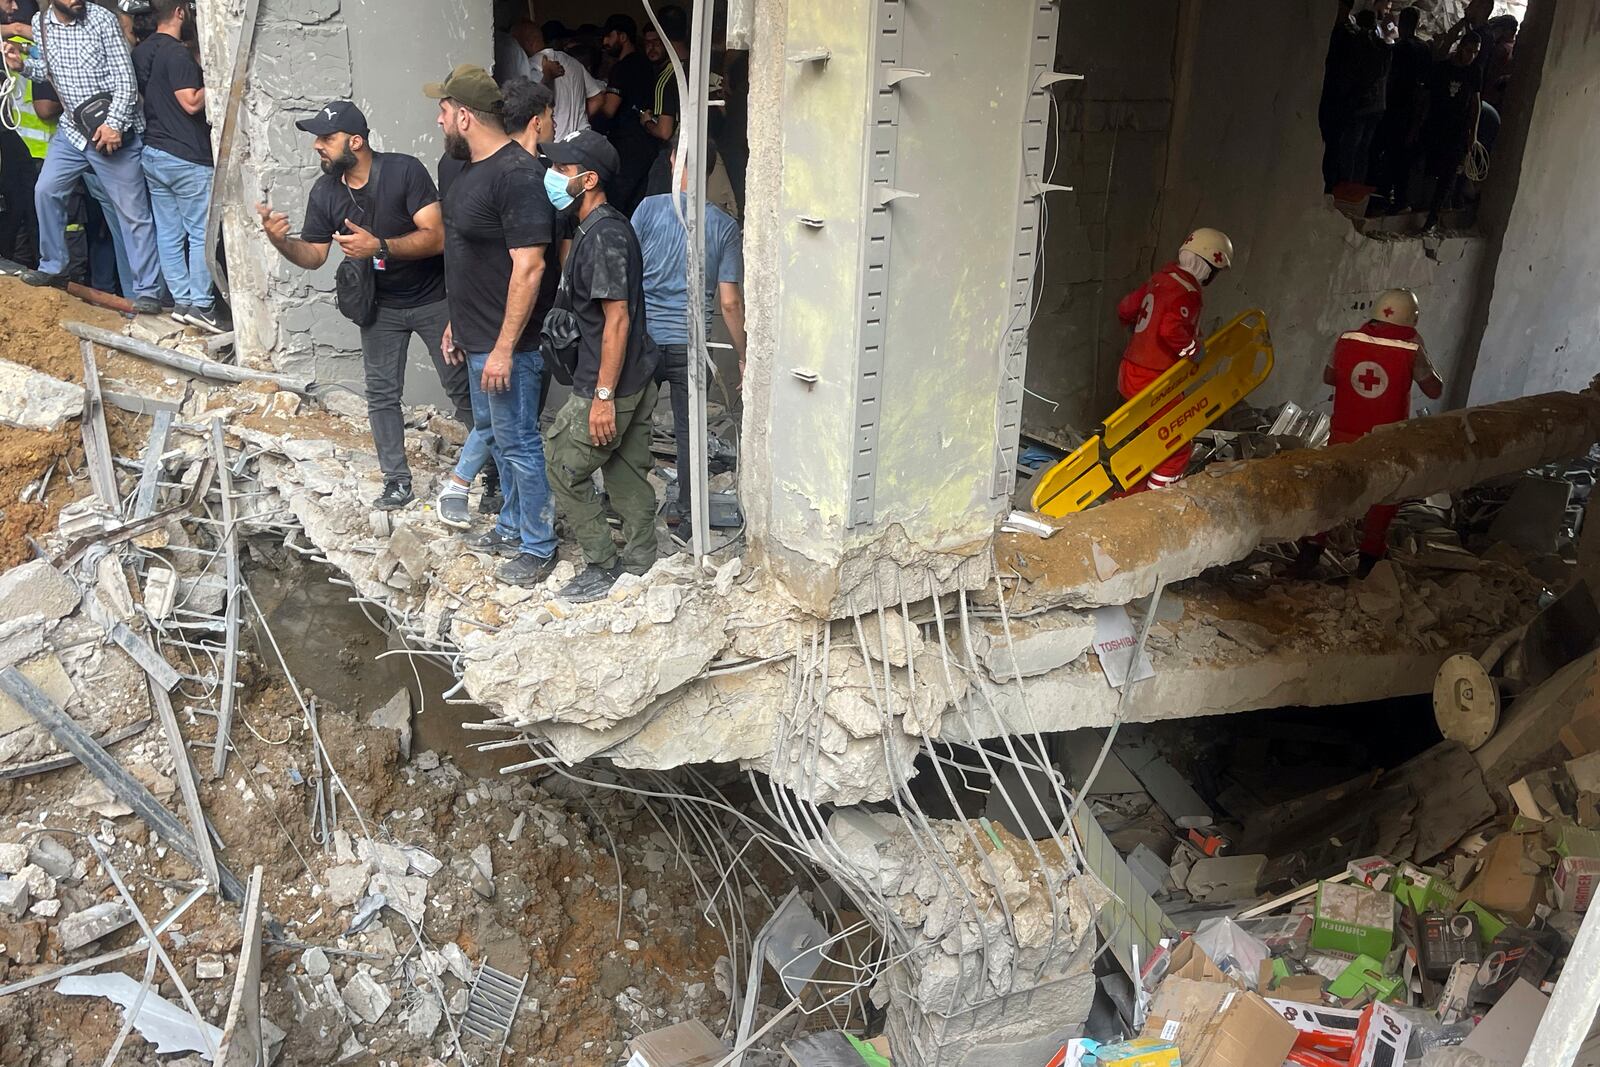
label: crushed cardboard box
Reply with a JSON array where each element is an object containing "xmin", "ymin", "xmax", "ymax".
[
  {"xmin": 1310, "ymin": 880, "xmax": 1396, "ymax": 958},
  {"xmin": 1141, "ymin": 977, "xmax": 1296, "ymax": 1067}
]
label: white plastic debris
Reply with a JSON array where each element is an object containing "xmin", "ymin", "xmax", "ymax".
[{"xmin": 56, "ymin": 973, "xmax": 223, "ymax": 1057}]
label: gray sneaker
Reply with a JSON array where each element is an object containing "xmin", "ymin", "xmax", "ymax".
[
  {"xmin": 437, "ymin": 492, "xmax": 471, "ymax": 529},
  {"xmin": 171, "ymin": 304, "xmax": 194, "ymax": 325},
  {"xmin": 497, "ymin": 552, "xmax": 558, "ymax": 587}
]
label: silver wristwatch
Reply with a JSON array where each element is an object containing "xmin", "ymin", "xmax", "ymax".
[{"xmin": 595, "ymin": 387, "xmax": 613, "ymax": 401}]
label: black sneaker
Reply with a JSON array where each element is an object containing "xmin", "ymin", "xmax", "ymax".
[
  {"xmin": 171, "ymin": 304, "xmax": 194, "ymax": 325},
  {"xmin": 130, "ymin": 295, "xmax": 162, "ymax": 315},
  {"xmin": 497, "ymin": 552, "xmax": 558, "ymax": 587},
  {"xmin": 436, "ymin": 491, "xmax": 472, "ymax": 529},
  {"xmin": 187, "ymin": 305, "xmax": 231, "ymax": 334},
  {"xmin": 464, "ymin": 529, "xmax": 519, "ymax": 557},
  {"xmin": 557, "ymin": 563, "xmax": 622, "ymax": 603},
  {"xmin": 374, "ymin": 480, "xmax": 414, "ymax": 510},
  {"xmin": 20, "ymin": 269, "xmax": 64, "ymax": 289}
]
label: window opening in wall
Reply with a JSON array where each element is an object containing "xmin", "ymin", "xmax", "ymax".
[{"xmin": 1317, "ymin": 0, "xmax": 1530, "ymax": 237}]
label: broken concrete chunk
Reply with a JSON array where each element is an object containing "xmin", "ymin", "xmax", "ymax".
[
  {"xmin": 70, "ymin": 779, "xmax": 134, "ymax": 819},
  {"xmin": 368, "ymin": 689, "xmax": 413, "ymax": 759},
  {"xmin": 0, "ymin": 843, "xmax": 28, "ymax": 875},
  {"xmin": 195, "ymin": 956, "xmax": 226, "ymax": 980},
  {"xmin": 0, "ymin": 654, "xmax": 76, "ymax": 739},
  {"xmin": 29, "ymin": 898, "xmax": 59, "ymax": 918},
  {"xmin": 302, "ymin": 946, "xmax": 330, "ymax": 978},
  {"xmin": 15, "ymin": 864, "xmax": 55, "ymax": 902},
  {"xmin": 0, "ymin": 560, "xmax": 80, "ymax": 626},
  {"xmin": 324, "ymin": 862, "xmax": 372, "ymax": 908},
  {"xmin": 0, "ymin": 615, "xmax": 46, "ymax": 672},
  {"xmin": 1185, "ymin": 854, "xmax": 1268, "ymax": 903},
  {"xmin": 402, "ymin": 845, "xmax": 442, "ymax": 879},
  {"xmin": 358, "ymin": 839, "xmax": 411, "ymax": 877},
  {"xmin": 371, "ymin": 870, "xmax": 428, "ymax": 924},
  {"xmin": 340, "ymin": 971, "xmax": 393, "ymax": 1024},
  {"xmin": 644, "ymin": 584, "xmax": 683, "ymax": 624},
  {"xmin": 970, "ymin": 611, "xmax": 1095, "ymax": 681},
  {"xmin": 29, "ymin": 835, "xmax": 75, "ymax": 880},
  {"xmin": 403, "ymin": 994, "xmax": 442, "ymax": 1039},
  {"xmin": 468, "ymin": 843, "xmax": 495, "ymax": 900},
  {"xmin": 440, "ymin": 942, "xmax": 473, "ymax": 983},
  {"xmin": 0, "ymin": 357, "xmax": 85, "ymax": 431},
  {"xmin": 58, "ymin": 901, "xmax": 134, "ymax": 951},
  {"xmin": 0, "ymin": 877, "xmax": 29, "ymax": 919}
]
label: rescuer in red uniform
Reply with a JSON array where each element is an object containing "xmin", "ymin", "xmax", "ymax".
[
  {"xmin": 1295, "ymin": 287, "xmax": 1445, "ymax": 578},
  {"xmin": 1114, "ymin": 227, "xmax": 1234, "ymax": 492}
]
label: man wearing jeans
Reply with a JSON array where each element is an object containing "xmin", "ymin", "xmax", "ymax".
[
  {"xmin": 2, "ymin": 0, "xmax": 163, "ymax": 312},
  {"xmin": 133, "ymin": 0, "xmax": 223, "ymax": 330},
  {"xmin": 541, "ymin": 129, "xmax": 660, "ymax": 602},
  {"xmin": 631, "ymin": 136, "xmax": 745, "ymax": 528},
  {"xmin": 255, "ymin": 100, "xmax": 470, "ymax": 510},
  {"xmin": 428, "ymin": 64, "xmax": 558, "ymax": 587}
]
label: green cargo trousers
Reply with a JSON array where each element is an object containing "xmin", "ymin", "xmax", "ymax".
[{"xmin": 545, "ymin": 382, "xmax": 660, "ymax": 573}]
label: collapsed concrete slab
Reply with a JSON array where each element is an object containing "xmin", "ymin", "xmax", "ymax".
[
  {"xmin": 0, "ymin": 358, "xmax": 85, "ymax": 432},
  {"xmin": 1001, "ymin": 391, "xmax": 1600, "ymax": 613}
]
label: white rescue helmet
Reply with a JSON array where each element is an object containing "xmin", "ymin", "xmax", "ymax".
[
  {"xmin": 1374, "ymin": 288, "xmax": 1420, "ymax": 328},
  {"xmin": 1180, "ymin": 227, "xmax": 1234, "ymax": 271}
]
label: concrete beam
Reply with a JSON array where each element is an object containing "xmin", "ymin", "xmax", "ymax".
[{"xmin": 1001, "ymin": 390, "xmax": 1600, "ymax": 614}]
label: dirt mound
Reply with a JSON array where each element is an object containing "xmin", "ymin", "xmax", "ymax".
[
  {"xmin": 0, "ymin": 275, "xmax": 126, "ymax": 382},
  {"xmin": 0, "ymin": 427, "xmax": 80, "ymax": 569}
]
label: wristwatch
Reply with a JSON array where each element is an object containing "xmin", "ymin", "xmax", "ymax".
[
  {"xmin": 595, "ymin": 387, "xmax": 614, "ymax": 401},
  {"xmin": 376, "ymin": 238, "xmax": 390, "ymax": 261}
]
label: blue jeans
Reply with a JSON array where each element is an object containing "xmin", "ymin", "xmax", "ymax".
[
  {"xmin": 468, "ymin": 350, "xmax": 556, "ymax": 558},
  {"xmin": 453, "ymin": 353, "xmax": 497, "ymax": 486},
  {"xmin": 36, "ymin": 133, "xmax": 161, "ymax": 298},
  {"xmin": 82, "ymin": 173, "xmax": 133, "ymax": 295},
  {"xmin": 139, "ymin": 146, "xmax": 214, "ymax": 308}
]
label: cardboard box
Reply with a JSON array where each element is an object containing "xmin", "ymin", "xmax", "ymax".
[
  {"xmin": 1555, "ymin": 854, "xmax": 1600, "ymax": 911},
  {"xmin": 627, "ymin": 1021, "xmax": 726, "ymax": 1067},
  {"xmin": 1393, "ymin": 863, "xmax": 1457, "ymax": 914},
  {"xmin": 1267, "ymin": 1001, "xmax": 1363, "ymax": 1063},
  {"xmin": 1165, "ymin": 938, "xmax": 1243, "ymax": 987},
  {"xmin": 1458, "ymin": 833, "xmax": 1548, "ymax": 925},
  {"xmin": 1142, "ymin": 977, "xmax": 1296, "ymax": 1067},
  {"xmin": 1352, "ymin": 1002, "xmax": 1412, "ymax": 1067},
  {"xmin": 1346, "ymin": 856, "xmax": 1397, "ymax": 889},
  {"xmin": 1310, "ymin": 881, "xmax": 1395, "ymax": 959},
  {"xmin": 1086, "ymin": 1037, "xmax": 1180, "ymax": 1067},
  {"xmin": 1456, "ymin": 900, "xmax": 1507, "ymax": 947}
]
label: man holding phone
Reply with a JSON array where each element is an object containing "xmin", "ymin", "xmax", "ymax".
[
  {"xmin": 3, "ymin": 0, "xmax": 163, "ymax": 311},
  {"xmin": 255, "ymin": 100, "xmax": 468, "ymax": 511}
]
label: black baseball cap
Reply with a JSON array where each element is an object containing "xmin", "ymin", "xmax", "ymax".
[
  {"xmin": 540, "ymin": 129, "xmax": 620, "ymax": 184},
  {"xmin": 295, "ymin": 101, "xmax": 369, "ymax": 137}
]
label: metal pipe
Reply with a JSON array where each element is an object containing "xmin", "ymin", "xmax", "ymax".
[{"xmin": 62, "ymin": 321, "xmax": 316, "ymax": 394}]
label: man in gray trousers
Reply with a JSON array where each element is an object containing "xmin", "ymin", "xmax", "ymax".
[{"xmin": 256, "ymin": 100, "xmax": 472, "ymax": 509}]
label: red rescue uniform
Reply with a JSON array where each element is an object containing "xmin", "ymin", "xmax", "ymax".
[
  {"xmin": 1115, "ymin": 262, "xmax": 1205, "ymax": 490},
  {"xmin": 1318, "ymin": 320, "xmax": 1442, "ymax": 557}
]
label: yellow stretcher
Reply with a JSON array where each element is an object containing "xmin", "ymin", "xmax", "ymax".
[{"xmin": 1030, "ymin": 309, "xmax": 1275, "ymax": 517}]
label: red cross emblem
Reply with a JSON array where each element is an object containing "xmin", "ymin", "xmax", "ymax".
[
  {"xmin": 1212, "ymin": 251, "xmax": 1224, "ymax": 264},
  {"xmin": 1381, "ymin": 306, "xmax": 1394, "ymax": 318},
  {"xmin": 1351, "ymin": 360, "xmax": 1389, "ymax": 398}
]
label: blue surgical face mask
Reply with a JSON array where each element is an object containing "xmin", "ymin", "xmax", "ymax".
[{"xmin": 545, "ymin": 168, "xmax": 580, "ymax": 210}]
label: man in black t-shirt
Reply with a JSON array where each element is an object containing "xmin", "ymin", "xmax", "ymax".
[
  {"xmin": 596, "ymin": 14, "xmax": 659, "ymax": 214},
  {"xmin": 540, "ymin": 129, "xmax": 660, "ymax": 603},
  {"xmin": 255, "ymin": 100, "xmax": 468, "ymax": 510},
  {"xmin": 426, "ymin": 64, "xmax": 559, "ymax": 588},
  {"xmin": 133, "ymin": 0, "xmax": 222, "ymax": 329}
]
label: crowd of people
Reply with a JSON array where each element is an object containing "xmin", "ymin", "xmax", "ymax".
[
  {"xmin": 1319, "ymin": 0, "xmax": 1519, "ymax": 228},
  {"xmin": 0, "ymin": 0, "xmax": 226, "ymax": 330},
  {"xmin": 253, "ymin": 22, "xmax": 748, "ymax": 603}
]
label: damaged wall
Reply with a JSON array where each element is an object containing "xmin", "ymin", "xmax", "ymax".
[
  {"xmin": 1468, "ymin": 0, "xmax": 1600, "ymax": 405},
  {"xmin": 1156, "ymin": 0, "xmax": 1491, "ymax": 413},
  {"xmin": 196, "ymin": 0, "xmax": 490, "ymax": 400},
  {"xmin": 1023, "ymin": 0, "xmax": 1179, "ymax": 437}
]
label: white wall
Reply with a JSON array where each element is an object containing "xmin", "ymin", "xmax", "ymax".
[
  {"xmin": 1157, "ymin": 0, "xmax": 1490, "ymax": 411},
  {"xmin": 1468, "ymin": 1, "xmax": 1600, "ymax": 404}
]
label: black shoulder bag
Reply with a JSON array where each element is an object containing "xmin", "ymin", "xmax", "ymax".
[
  {"xmin": 540, "ymin": 205, "xmax": 615, "ymax": 387},
  {"xmin": 334, "ymin": 155, "xmax": 384, "ymax": 328},
  {"xmin": 38, "ymin": 11, "xmax": 113, "ymax": 142}
]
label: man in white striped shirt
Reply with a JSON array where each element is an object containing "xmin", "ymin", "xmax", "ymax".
[{"xmin": 2, "ymin": 0, "xmax": 162, "ymax": 310}]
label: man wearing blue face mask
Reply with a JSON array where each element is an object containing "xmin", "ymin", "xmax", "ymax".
[{"xmin": 539, "ymin": 128, "xmax": 660, "ymax": 603}]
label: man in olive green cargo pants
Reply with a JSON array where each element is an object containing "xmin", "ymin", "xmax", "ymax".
[
  {"xmin": 545, "ymin": 378, "xmax": 660, "ymax": 583},
  {"xmin": 540, "ymin": 130, "xmax": 661, "ymax": 603}
]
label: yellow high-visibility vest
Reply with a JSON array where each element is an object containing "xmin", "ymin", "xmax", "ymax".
[{"xmin": 6, "ymin": 37, "xmax": 54, "ymax": 160}]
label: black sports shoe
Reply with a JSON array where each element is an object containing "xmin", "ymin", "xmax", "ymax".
[
  {"xmin": 186, "ymin": 304, "xmax": 232, "ymax": 334},
  {"xmin": 479, "ymin": 465, "xmax": 503, "ymax": 514},
  {"xmin": 464, "ymin": 529, "xmax": 519, "ymax": 557},
  {"xmin": 130, "ymin": 295, "xmax": 162, "ymax": 315},
  {"xmin": 374, "ymin": 480, "xmax": 414, "ymax": 510},
  {"xmin": 171, "ymin": 304, "xmax": 194, "ymax": 325},
  {"xmin": 497, "ymin": 552, "xmax": 558, "ymax": 587},
  {"xmin": 557, "ymin": 563, "xmax": 622, "ymax": 603},
  {"xmin": 19, "ymin": 269, "xmax": 65, "ymax": 288}
]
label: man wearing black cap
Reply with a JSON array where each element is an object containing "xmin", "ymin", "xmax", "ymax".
[
  {"xmin": 426, "ymin": 64, "xmax": 559, "ymax": 588},
  {"xmin": 255, "ymin": 100, "xmax": 468, "ymax": 511},
  {"xmin": 541, "ymin": 128, "xmax": 660, "ymax": 602}
]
